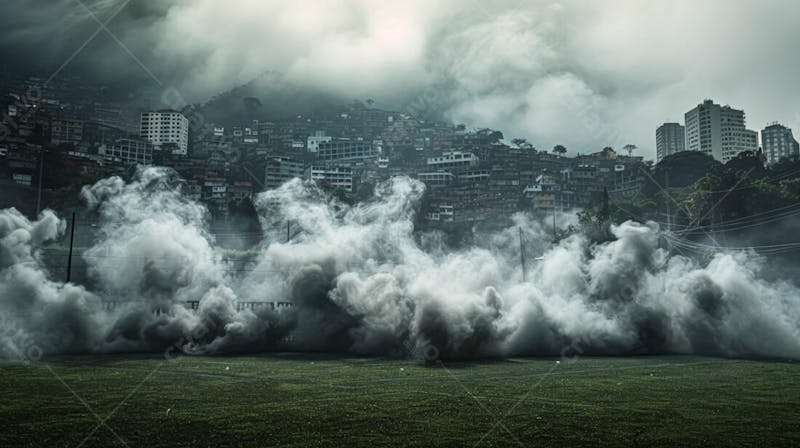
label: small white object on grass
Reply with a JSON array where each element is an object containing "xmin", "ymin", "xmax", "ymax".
[
  {"xmin": 225, "ymin": 366, "xmax": 230, "ymax": 371},
  {"xmin": 166, "ymin": 408, "xmax": 171, "ymax": 416}
]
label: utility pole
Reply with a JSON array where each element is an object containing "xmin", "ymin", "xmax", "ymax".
[
  {"xmin": 519, "ymin": 227, "xmax": 527, "ymax": 282},
  {"xmin": 665, "ymin": 172, "xmax": 671, "ymax": 232},
  {"xmin": 552, "ymin": 206, "xmax": 557, "ymax": 243},
  {"xmin": 66, "ymin": 212, "xmax": 76, "ymax": 283},
  {"xmin": 36, "ymin": 150, "xmax": 43, "ymax": 216},
  {"xmin": 286, "ymin": 220, "xmax": 291, "ymax": 243}
]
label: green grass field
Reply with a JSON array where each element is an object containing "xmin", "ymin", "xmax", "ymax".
[{"xmin": 1, "ymin": 355, "xmax": 799, "ymax": 447}]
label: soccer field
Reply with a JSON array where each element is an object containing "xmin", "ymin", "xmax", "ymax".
[{"xmin": 1, "ymin": 355, "xmax": 798, "ymax": 447}]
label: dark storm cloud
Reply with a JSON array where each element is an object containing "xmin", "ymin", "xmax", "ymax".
[
  {"xmin": 0, "ymin": 0, "xmax": 160, "ymax": 69},
  {"xmin": 2, "ymin": 0, "xmax": 800, "ymax": 157}
]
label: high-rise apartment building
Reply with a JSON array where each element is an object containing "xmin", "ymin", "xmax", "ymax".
[
  {"xmin": 761, "ymin": 123, "xmax": 800, "ymax": 164},
  {"xmin": 684, "ymin": 100, "xmax": 758, "ymax": 163},
  {"xmin": 655, "ymin": 122, "xmax": 685, "ymax": 162},
  {"xmin": 140, "ymin": 110, "xmax": 189, "ymax": 156}
]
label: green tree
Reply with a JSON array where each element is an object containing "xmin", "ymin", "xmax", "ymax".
[
  {"xmin": 512, "ymin": 138, "xmax": 535, "ymax": 150},
  {"xmin": 725, "ymin": 150, "xmax": 766, "ymax": 177},
  {"xmin": 476, "ymin": 128, "xmax": 504, "ymax": 144}
]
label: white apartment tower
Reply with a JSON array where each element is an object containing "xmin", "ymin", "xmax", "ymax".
[
  {"xmin": 655, "ymin": 122, "xmax": 685, "ymax": 162},
  {"xmin": 140, "ymin": 110, "xmax": 189, "ymax": 156},
  {"xmin": 684, "ymin": 100, "xmax": 758, "ymax": 163},
  {"xmin": 761, "ymin": 123, "xmax": 800, "ymax": 164}
]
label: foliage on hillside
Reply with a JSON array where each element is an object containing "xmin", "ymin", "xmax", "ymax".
[{"xmin": 582, "ymin": 151, "xmax": 800, "ymax": 235}]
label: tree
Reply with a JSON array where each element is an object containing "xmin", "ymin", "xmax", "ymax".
[
  {"xmin": 646, "ymin": 151, "xmax": 719, "ymax": 197},
  {"xmin": 512, "ymin": 138, "xmax": 535, "ymax": 150},
  {"xmin": 725, "ymin": 150, "xmax": 766, "ymax": 177},
  {"xmin": 770, "ymin": 155, "xmax": 800, "ymax": 178},
  {"xmin": 476, "ymin": 128, "xmax": 504, "ymax": 144},
  {"xmin": 623, "ymin": 144, "xmax": 637, "ymax": 157},
  {"xmin": 552, "ymin": 145, "xmax": 567, "ymax": 156}
]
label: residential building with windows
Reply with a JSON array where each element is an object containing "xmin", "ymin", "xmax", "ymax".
[
  {"xmin": 426, "ymin": 151, "xmax": 479, "ymax": 170},
  {"xmin": 140, "ymin": 110, "xmax": 189, "ymax": 155},
  {"xmin": 99, "ymin": 138, "xmax": 154, "ymax": 165},
  {"xmin": 308, "ymin": 165, "xmax": 354, "ymax": 192},
  {"xmin": 655, "ymin": 122, "xmax": 685, "ymax": 162},
  {"xmin": 264, "ymin": 157, "xmax": 306, "ymax": 189},
  {"xmin": 684, "ymin": 100, "xmax": 758, "ymax": 163},
  {"xmin": 307, "ymin": 131, "xmax": 332, "ymax": 153},
  {"xmin": 317, "ymin": 139, "xmax": 378, "ymax": 164},
  {"xmin": 417, "ymin": 171, "xmax": 455, "ymax": 187},
  {"xmin": 761, "ymin": 122, "xmax": 800, "ymax": 164},
  {"xmin": 50, "ymin": 116, "xmax": 84, "ymax": 144}
]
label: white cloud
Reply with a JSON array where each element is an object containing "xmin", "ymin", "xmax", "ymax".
[{"xmin": 4, "ymin": 0, "xmax": 800, "ymax": 159}]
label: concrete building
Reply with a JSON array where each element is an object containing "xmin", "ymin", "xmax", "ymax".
[
  {"xmin": 417, "ymin": 171, "xmax": 455, "ymax": 187},
  {"xmin": 307, "ymin": 131, "xmax": 332, "ymax": 153},
  {"xmin": 761, "ymin": 122, "xmax": 800, "ymax": 164},
  {"xmin": 308, "ymin": 165, "xmax": 354, "ymax": 192},
  {"xmin": 524, "ymin": 174, "xmax": 559, "ymax": 211},
  {"xmin": 426, "ymin": 151, "xmax": 479, "ymax": 170},
  {"xmin": 264, "ymin": 157, "xmax": 305, "ymax": 189},
  {"xmin": 50, "ymin": 116, "xmax": 84, "ymax": 145},
  {"xmin": 99, "ymin": 138, "xmax": 154, "ymax": 165},
  {"xmin": 140, "ymin": 110, "xmax": 189, "ymax": 155},
  {"xmin": 655, "ymin": 122, "xmax": 685, "ymax": 162},
  {"xmin": 425, "ymin": 204, "xmax": 454, "ymax": 222},
  {"xmin": 317, "ymin": 139, "xmax": 378, "ymax": 164},
  {"xmin": 684, "ymin": 100, "xmax": 758, "ymax": 163},
  {"xmin": 456, "ymin": 169, "xmax": 490, "ymax": 184}
]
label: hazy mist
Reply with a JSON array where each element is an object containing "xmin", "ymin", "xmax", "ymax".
[{"xmin": 3, "ymin": 0, "xmax": 800, "ymax": 158}]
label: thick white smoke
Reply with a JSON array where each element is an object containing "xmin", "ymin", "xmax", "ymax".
[
  {"xmin": 1, "ymin": 167, "xmax": 799, "ymax": 360},
  {"xmin": 0, "ymin": 208, "xmax": 101, "ymax": 358}
]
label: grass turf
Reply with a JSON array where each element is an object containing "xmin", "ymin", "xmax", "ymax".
[{"xmin": 1, "ymin": 355, "xmax": 798, "ymax": 447}]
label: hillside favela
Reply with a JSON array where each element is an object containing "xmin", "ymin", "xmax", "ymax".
[{"xmin": 2, "ymin": 1, "xmax": 800, "ymax": 447}]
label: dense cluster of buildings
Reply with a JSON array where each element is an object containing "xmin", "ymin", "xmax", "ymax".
[
  {"xmin": 10, "ymin": 75, "xmax": 795, "ymax": 229},
  {"xmin": 656, "ymin": 99, "xmax": 799, "ymax": 165}
]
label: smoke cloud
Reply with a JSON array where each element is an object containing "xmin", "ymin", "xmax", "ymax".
[{"xmin": 1, "ymin": 167, "xmax": 799, "ymax": 360}]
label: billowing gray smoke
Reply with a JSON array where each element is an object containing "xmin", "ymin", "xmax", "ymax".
[{"xmin": 1, "ymin": 167, "xmax": 799, "ymax": 360}]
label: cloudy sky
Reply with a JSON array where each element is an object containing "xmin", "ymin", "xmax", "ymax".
[{"xmin": 2, "ymin": 0, "xmax": 800, "ymax": 159}]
